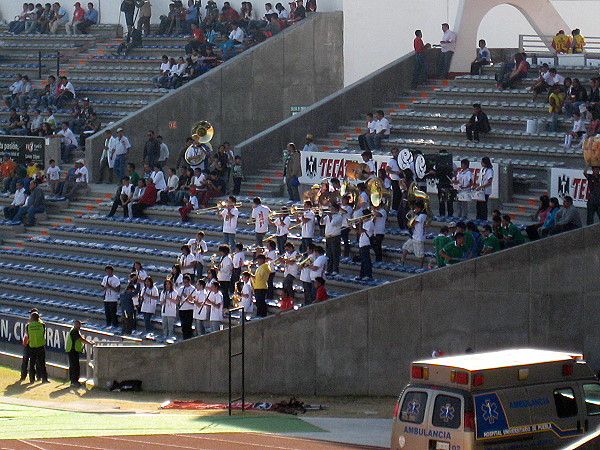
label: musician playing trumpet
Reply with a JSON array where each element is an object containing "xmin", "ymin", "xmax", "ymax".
[
  {"xmin": 218, "ymin": 195, "xmax": 239, "ymax": 248},
  {"xmin": 240, "ymin": 271, "xmax": 254, "ymax": 315},
  {"xmin": 400, "ymin": 200, "xmax": 428, "ymax": 268},
  {"xmin": 216, "ymin": 245, "xmax": 233, "ymax": 309},
  {"xmin": 298, "ymin": 244, "xmax": 316, "ymax": 304},
  {"xmin": 296, "ymin": 200, "xmax": 316, "ymax": 253},
  {"xmin": 340, "ymin": 194, "xmax": 353, "ymax": 257},
  {"xmin": 356, "ymin": 209, "xmax": 374, "ymax": 281},
  {"xmin": 177, "ymin": 274, "xmax": 196, "ymax": 340},
  {"xmin": 270, "ymin": 206, "xmax": 291, "ymax": 252},
  {"xmin": 321, "ymin": 202, "xmax": 343, "ymax": 275},
  {"xmin": 281, "ymin": 241, "xmax": 300, "ymax": 298},
  {"xmin": 192, "ymin": 279, "xmax": 209, "ymax": 336},
  {"xmin": 231, "ymin": 243, "xmax": 246, "ymax": 290},
  {"xmin": 251, "ymin": 197, "xmax": 271, "ymax": 247},
  {"xmin": 371, "ymin": 202, "xmax": 387, "ymax": 263}
]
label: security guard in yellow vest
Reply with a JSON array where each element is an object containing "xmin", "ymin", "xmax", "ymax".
[
  {"xmin": 572, "ymin": 29, "xmax": 585, "ymax": 54},
  {"xmin": 25, "ymin": 312, "xmax": 48, "ymax": 383},
  {"xmin": 65, "ymin": 320, "xmax": 94, "ymax": 387}
]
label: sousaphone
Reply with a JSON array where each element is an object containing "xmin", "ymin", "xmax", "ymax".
[{"xmin": 185, "ymin": 120, "xmax": 214, "ymax": 166}]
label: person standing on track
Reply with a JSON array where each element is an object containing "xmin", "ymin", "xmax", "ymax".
[
  {"xmin": 25, "ymin": 311, "xmax": 48, "ymax": 384},
  {"xmin": 65, "ymin": 319, "xmax": 94, "ymax": 388}
]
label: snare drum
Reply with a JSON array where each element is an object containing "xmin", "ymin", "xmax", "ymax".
[
  {"xmin": 457, "ymin": 191, "xmax": 471, "ymax": 202},
  {"xmin": 471, "ymin": 190, "xmax": 486, "ymax": 202}
]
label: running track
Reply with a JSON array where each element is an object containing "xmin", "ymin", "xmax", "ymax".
[{"xmin": 0, "ymin": 433, "xmax": 387, "ymax": 449}]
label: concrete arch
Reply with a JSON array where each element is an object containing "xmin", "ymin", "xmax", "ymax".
[{"xmin": 451, "ymin": 0, "xmax": 570, "ymax": 73}]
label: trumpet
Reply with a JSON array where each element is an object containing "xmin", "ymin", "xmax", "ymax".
[
  {"xmin": 194, "ymin": 201, "xmax": 242, "ymax": 214},
  {"xmin": 347, "ymin": 213, "xmax": 373, "ymax": 224},
  {"xmin": 297, "ymin": 255, "xmax": 314, "ymax": 270},
  {"xmin": 209, "ymin": 253, "xmax": 218, "ymax": 268}
]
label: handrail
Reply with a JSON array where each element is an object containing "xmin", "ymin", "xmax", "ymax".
[
  {"xmin": 37, "ymin": 51, "xmax": 61, "ymax": 79},
  {"xmin": 228, "ymin": 306, "xmax": 245, "ymax": 416}
]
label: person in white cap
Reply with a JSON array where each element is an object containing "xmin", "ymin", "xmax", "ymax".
[
  {"xmin": 301, "ymin": 134, "xmax": 317, "ymax": 153},
  {"xmin": 63, "ymin": 159, "xmax": 88, "ymax": 200}
]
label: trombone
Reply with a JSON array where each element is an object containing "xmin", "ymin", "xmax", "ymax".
[
  {"xmin": 194, "ymin": 200, "xmax": 242, "ymax": 214},
  {"xmin": 347, "ymin": 213, "xmax": 374, "ymax": 224}
]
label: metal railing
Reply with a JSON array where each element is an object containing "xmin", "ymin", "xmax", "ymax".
[
  {"xmin": 519, "ymin": 34, "xmax": 600, "ymax": 59},
  {"xmin": 37, "ymin": 51, "xmax": 61, "ymax": 79},
  {"xmin": 228, "ymin": 306, "xmax": 245, "ymax": 416}
]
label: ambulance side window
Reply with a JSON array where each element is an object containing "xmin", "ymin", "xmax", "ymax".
[
  {"xmin": 553, "ymin": 387, "xmax": 578, "ymax": 418},
  {"xmin": 400, "ymin": 391, "xmax": 427, "ymax": 424},
  {"xmin": 582, "ymin": 384, "xmax": 600, "ymax": 416},
  {"xmin": 432, "ymin": 394, "xmax": 462, "ymax": 429}
]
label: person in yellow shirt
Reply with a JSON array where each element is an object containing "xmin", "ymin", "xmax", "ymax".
[
  {"xmin": 548, "ymin": 85, "xmax": 564, "ymax": 132},
  {"xmin": 552, "ymin": 30, "xmax": 571, "ymax": 54},
  {"xmin": 25, "ymin": 158, "xmax": 37, "ymax": 178},
  {"xmin": 251, "ymin": 254, "xmax": 271, "ymax": 317},
  {"xmin": 571, "ymin": 29, "xmax": 585, "ymax": 54}
]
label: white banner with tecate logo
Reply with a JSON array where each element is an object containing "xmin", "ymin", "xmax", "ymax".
[
  {"xmin": 299, "ymin": 150, "xmax": 499, "ymax": 199},
  {"xmin": 550, "ymin": 168, "xmax": 590, "ymax": 208}
]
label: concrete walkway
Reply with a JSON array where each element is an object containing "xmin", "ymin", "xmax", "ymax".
[{"xmin": 293, "ymin": 417, "xmax": 391, "ymax": 448}]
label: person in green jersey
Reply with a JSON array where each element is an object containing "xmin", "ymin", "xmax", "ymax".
[
  {"xmin": 433, "ymin": 225, "xmax": 452, "ymax": 267},
  {"xmin": 440, "ymin": 232, "xmax": 468, "ymax": 265},
  {"xmin": 65, "ymin": 320, "xmax": 94, "ymax": 387},
  {"xmin": 501, "ymin": 214, "xmax": 525, "ymax": 248},
  {"xmin": 481, "ymin": 224, "xmax": 501, "ymax": 255}
]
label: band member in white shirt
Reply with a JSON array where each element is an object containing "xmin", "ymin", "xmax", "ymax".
[
  {"xmin": 297, "ymin": 200, "xmax": 316, "ymax": 253},
  {"xmin": 231, "ymin": 242, "xmax": 246, "ymax": 290},
  {"xmin": 271, "ymin": 206, "xmax": 291, "ymax": 252},
  {"xmin": 3, "ymin": 180, "xmax": 26, "ymax": 220},
  {"xmin": 401, "ymin": 200, "xmax": 428, "ymax": 267},
  {"xmin": 322, "ymin": 202, "xmax": 343, "ymax": 275},
  {"xmin": 453, "ymin": 158, "xmax": 474, "ymax": 219},
  {"xmin": 299, "ymin": 244, "xmax": 315, "ymax": 304},
  {"xmin": 476, "ymin": 156, "xmax": 494, "ymax": 220},
  {"xmin": 101, "ymin": 265, "xmax": 121, "ymax": 328},
  {"xmin": 178, "ymin": 244, "xmax": 197, "ymax": 282},
  {"xmin": 139, "ymin": 277, "xmax": 159, "ymax": 333},
  {"xmin": 360, "ymin": 151, "xmax": 377, "ymax": 179},
  {"xmin": 205, "ymin": 281, "xmax": 224, "ymax": 333},
  {"xmin": 219, "ymin": 195, "xmax": 239, "ymax": 248},
  {"xmin": 386, "ymin": 147, "xmax": 403, "ymax": 210},
  {"xmin": 264, "ymin": 239, "xmax": 278, "ymax": 301},
  {"xmin": 177, "ymin": 274, "xmax": 196, "ymax": 340},
  {"xmin": 340, "ymin": 194, "xmax": 353, "ymax": 257},
  {"xmin": 251, "ymin": 197, "xmax": 271, "ymax": 247},
  {"xmin": 281, "ymin": 241, "xmax": 299, "ymax": 298},
  {"xmin": 356, "ymin": 210, "xmax": 374, "ymax": 280},
  {"xmin": 240, "ymin": 271, "xmax": 254, "ymax": 314},
  {"xmin": 217, "ymin": 245, "xmax": 233, "ymax": 308},
  {"xmin": 309, "ymin": 245, "xmax": 327, "ymax": 288},
  {"xmin": 187, "ymin": 230, "xmax": 208, "ymax": 279},
  {"xmin": 371, "ymin": 205, "xmax": 387, "ymax": 262},
  {"xmin": 160, "ymin": 278, "xmax": 178, "ymax": 338},
  {"xmin": 192, "ymin": 279, "xmax": 209, "ymax": 336}
]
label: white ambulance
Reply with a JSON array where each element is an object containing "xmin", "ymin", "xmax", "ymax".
[{"xmin": 391, "ymin": 349, "xmax": 600, "ymax": 450}]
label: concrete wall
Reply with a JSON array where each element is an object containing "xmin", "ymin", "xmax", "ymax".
[
  {"xmin": 94, "ymin": 224, "xmax": 600, "ymax": 396},
  {"xmin": 236, "ymin": 48, "xmax": 440, "ymax": 179},
  {"xmin": 84, "ymin": 12, "xmax": 343, "ymax": 180}
]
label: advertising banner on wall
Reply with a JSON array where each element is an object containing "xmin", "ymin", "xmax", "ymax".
[
  {"xmin": 550, "ymin": 168, "xmax": 590, "ymax": 208},
  {"xmin": 299, "ymin": 150, "xmax": 499, "ymax": 199},
  {"xmin": 0, "ymin": 312, "xmax": 138, "ymax": 357},
  {"xmin": 0, "ymin": 136, "xmax": 45, "ymax": 166}
]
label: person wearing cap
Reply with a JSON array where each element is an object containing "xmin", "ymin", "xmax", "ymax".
[
  {"xmin": 77, "ymin": 2, "xmax": 98, "ymax": 34},
  {"xmin": 63, "ymin": 159, "xmax": 88, "ymax": 200},
  {"xmin": 302, "ymin": 134, "xmax": 317, "ymax": 153},
  {"xmin": 65, "ymin": 2, "xmax": 84, "ymax": 34},
  {"xmin": 65, "ymin": 319, "xmax": 94, "ymax": 387},
  {"xmin": 113, "ymin": 128, "xmax": 131, "ymax": 181},
  {"xmin": 283, "ymin": 142, "xmax": 301, "ymax": 202}
]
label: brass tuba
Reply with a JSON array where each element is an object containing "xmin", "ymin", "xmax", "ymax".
[
  {"xmin": 406, "ymin": 182, "xmax": 433, "ymax": 226},
  {"xmin": 367, "ymin": 177, "xmax": 392, "ymax": 210},
  {"xmin": 340, "ymin": 178, "xmax": 359, "ymax": 205},
  {"xmin": 185, "ymin": 120, "xmax": 214, "ymax": 166}
]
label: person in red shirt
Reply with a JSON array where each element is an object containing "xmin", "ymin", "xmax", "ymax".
[
  {"xmin": 412, "ymin": 29, "xmax": 431, "ymax": 88},
  {"xmin": 131, "ymin": 178, "xmax": 157, "ymax": 218},
  {"xmin": 278, "ymin": 288, "xmax": 294, "ymax": 313},
  {"xmin": 314, "ymin": 276, "xmax": 329, "ymax": 302},
  {"xmin": 222, "ymin": 2, "xmax": 240, "ymax": 22},
  {"xmin": 66, "ymin": 2, "xmax": 85, "ymax": 35},
  {"xmin": 0, "ymin": 155, "xmax": 17, "ymax": 183},
  {"xmin": 185, "ymin": 23, "xmax": 206, "ymax": 55}
]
